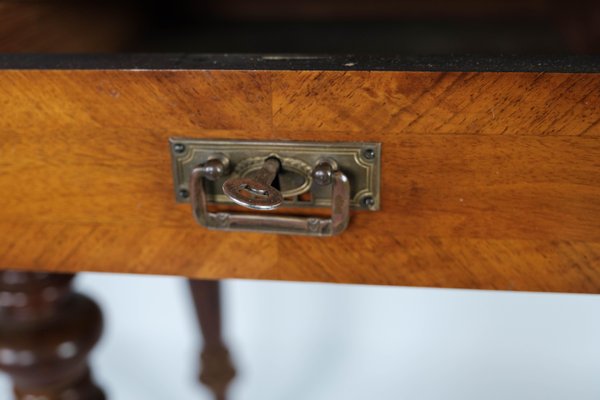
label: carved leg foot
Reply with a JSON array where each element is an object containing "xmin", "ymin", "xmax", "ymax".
[
  {"xmin": 0, "ymin": 271, "xmax": 105, "ymax": 400},
  {"xmin": 189, "ymin": 279, "xmax": 235, "ymax": 400}
]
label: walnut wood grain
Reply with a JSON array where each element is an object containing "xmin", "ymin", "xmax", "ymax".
[{"xmin": 0, "ymin": 69, "xmax": 598, "ymax": 292}]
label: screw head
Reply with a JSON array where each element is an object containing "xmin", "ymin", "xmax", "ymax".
[
  {"xmin": 362, "ymin": 148, "xmax": 375, "ymax": 160},
  {"xmin": 361, "ymin": 196, "xmax": 375, "ymax": 208},
  {"xmin": 173, "ymin": 143, "xmax": 186, "ymax": 154},
  {"xmin": 178, "ymin": 189, "xmax": 190, "ymax": 199}
]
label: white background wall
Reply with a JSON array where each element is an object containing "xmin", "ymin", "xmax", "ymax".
[{"xmin": 1, "ymin": 273, "xmax": 600, "ymax": 399}]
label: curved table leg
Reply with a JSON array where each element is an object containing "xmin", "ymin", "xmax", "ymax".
[
  {"xmin": 188, "ymin": 279, "xmax": 236, "ymax": 400},
  {"xmin": 0, "ymin": 270, "xmax": 105, "ymax": 400}
]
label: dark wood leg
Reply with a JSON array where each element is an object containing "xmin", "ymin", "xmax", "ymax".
[
  {"xmin": 0, "ymin": 271, "xmax": 105, "ymax": 400},
  {"xmin": 188, "ymin": 279, "xmax": 235, "ymax": 400}
]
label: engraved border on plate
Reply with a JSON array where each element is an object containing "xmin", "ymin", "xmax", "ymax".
[{"xmin": 169, "ymin": 138, "xmax": 381, "ymax": 210}]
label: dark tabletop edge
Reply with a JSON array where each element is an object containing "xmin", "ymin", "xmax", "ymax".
[{"xmin": 0, "ymin": 54, "xmax": 599, "ymax": 72}]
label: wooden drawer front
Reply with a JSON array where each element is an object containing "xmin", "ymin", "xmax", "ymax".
[{"xmin": 1, "ymin": 64, "xmax": 599, "ymax": 292}]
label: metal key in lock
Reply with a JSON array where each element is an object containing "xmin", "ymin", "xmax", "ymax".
[{"xmin": 222, "ymin": 157, "xmax": 284, "ymax": 210}]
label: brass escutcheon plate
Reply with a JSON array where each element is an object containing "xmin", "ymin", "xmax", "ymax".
[{"xmin": 170, "ymin": 138, "xmax": 381, "ymax": 210}]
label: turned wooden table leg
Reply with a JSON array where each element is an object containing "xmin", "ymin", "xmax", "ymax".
[
  {"xmin": 189, "ymin": 279, "xmax": 235, "ymax": 400},
  {"xmin": 0, "ymin": 271, "xmax": 105, "ymax": 400}
]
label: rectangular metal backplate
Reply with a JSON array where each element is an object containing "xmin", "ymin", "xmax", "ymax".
[{"xmin": 170, "ymin": 138, "xmax": 381, "ymax": 210}]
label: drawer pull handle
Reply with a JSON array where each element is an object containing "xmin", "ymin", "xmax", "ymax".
[
  {"xmin": 170, "ymin": 139, "xmax": 380, "ymax": 237},
  {"xmin": 190, "ymin": 157, "xmax": 350, "ymax": 236}
]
